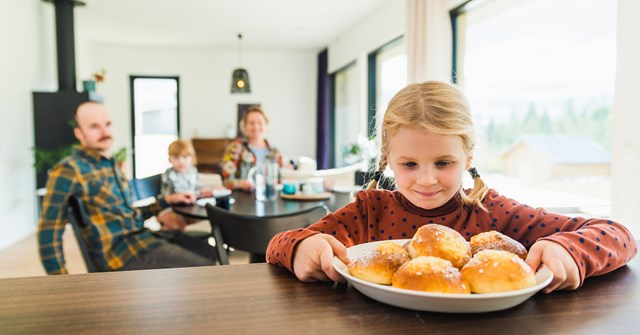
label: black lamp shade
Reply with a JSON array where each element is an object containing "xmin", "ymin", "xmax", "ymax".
[{"xmin": 231, "ymin": 68, "xmax": 251, "ymax": 93}]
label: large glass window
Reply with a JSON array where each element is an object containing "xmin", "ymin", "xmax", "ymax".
[
  {"xmin": 130, "ymin": 76, "xmax": 180, "ymax": 178},
  {"xmin": 373, "ymin": 36, "xmax": 407, "ymax": 137},
  {"xmin": 332, "ymin": 63, "xmax": 360, "ymax": 168},
  {"xmin": 453, "ymin": 0, "xmax": 616, "ymax": 213}
]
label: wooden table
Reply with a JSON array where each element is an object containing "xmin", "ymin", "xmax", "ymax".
[
  {"xmin": 174, "ymin": 190, "xmax": 353, "ymax": 220},
  {"xmin": 1, "ymin": 255, "xmax": 639, "ymax": 334}
]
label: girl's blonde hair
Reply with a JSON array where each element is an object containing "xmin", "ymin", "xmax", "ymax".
[
  {"xmin": 168, "ymin": 139, "xmax": 197, "ymax": 165},
  {"xmin": 367, "ymin": 81, "xmax": 489, "ymax": 210}
]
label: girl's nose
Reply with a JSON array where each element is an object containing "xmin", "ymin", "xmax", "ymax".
[{"xmin": 417, "ymin": 169, "xmax": 438, "ymax": 186}]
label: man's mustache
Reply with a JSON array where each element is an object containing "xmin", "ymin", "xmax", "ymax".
[{"xmin": 99, "ymin": 136, "xmax": 112, "ymax": 142}]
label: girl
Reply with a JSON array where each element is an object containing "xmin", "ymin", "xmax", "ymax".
[
  {"xmin": 266, "ymin": 81, "xmax": 637, "ymax": 293},
  {"xmin": 221, "ymin": 105, "xmax": 283, "ymax": 191}
]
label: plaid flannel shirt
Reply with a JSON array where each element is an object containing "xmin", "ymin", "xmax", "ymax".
[{"xmin": 38, "ymin": 146, "xmax": 168, "ymax": 274}]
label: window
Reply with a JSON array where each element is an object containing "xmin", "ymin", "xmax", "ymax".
[
  {"xmin": 452, "ymin": 0, "xmax": 616, "ymax": 212},
  {"xmin": 332, "ymin": 62, "xmax": 360, "ymax": 168},
  {"xmin": 130, "ymin": 76, "xmax": 180, "ymax": 178},
  {"xmin": 369, "ymin": 36, "xmax": 407, "ymax": 139}
]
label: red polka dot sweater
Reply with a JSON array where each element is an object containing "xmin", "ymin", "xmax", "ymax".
[{"xmin": 266, "ymin": 189, "xmax": 637, "ymax": 286}]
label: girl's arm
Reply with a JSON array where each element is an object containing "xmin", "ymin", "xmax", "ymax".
[
  {"xmin": 485, "ymin": 190, "xmax": 637, "ymax": 289},
  {"xmin": 266, "ymin": 193, "xmax": 370, "ymax": 280}
]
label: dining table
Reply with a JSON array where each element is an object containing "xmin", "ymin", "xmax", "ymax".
[
  {"xmin": 1, "ymin": 252, "xmax": 639, "ymax": 334},
  {"xmin": 173, "ymin": 189, "xmax": 354, "ymax": 220}
]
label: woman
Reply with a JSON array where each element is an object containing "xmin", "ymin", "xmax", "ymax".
[{"xmin": 221, "ymin": 106, "xmax": 283, "ymax": 190}]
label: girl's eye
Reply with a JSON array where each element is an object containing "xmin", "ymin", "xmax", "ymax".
[
  {"xmin": 402, "ymin": 162, "xmax": 417, "ymax": 168},
  {"xmin": 435, "ymin": 161, "xmax": 452, "ymax": 167}
]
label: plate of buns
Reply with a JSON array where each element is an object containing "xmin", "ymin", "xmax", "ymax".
[{"xmin": 333, "ymin": 224, "xmax": 553, "ymax": 313}]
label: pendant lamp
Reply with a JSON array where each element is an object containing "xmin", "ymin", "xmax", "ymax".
[{"xmin": 231, "ymin": 33, "xmax": 251, "ymax": 93}]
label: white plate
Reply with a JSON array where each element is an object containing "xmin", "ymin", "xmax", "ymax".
[
  {"xmin": 333, "ymin": 239, "xmax": 553, "ymax": 313},
  {"xmin": 196, "ymin": 197, "xmax": 216, "ymax": 207},
  {"xmin": 212, "ymin": 189, "xmax": 232, "ymax": 198}
]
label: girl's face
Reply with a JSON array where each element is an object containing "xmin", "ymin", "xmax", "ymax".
[
  {"xmin": 169, "ymin": 154, "xmax": 193, "ymax": 173},
  {"xmin": 387, "ymin": 127, "xmax": 471, "ymax": 210},
  {"xmin": 243, "ymin": 112, "xmax": 268, "ymax": 141}
]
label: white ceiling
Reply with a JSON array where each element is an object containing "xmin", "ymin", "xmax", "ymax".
[{"xmin": 75, "ymin": 0, "xmax": 390, "ymax": 50}]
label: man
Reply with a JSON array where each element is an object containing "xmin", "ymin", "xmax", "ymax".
[{"xmin": 38, "ymin": 102, "xmax": 215, "ymax": 274}]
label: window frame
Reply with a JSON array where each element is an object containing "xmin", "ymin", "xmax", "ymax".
[{"xmin": 129, "ymin": 75, "xmax": 181, "ymax": 178}]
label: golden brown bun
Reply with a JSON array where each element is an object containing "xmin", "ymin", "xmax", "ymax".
[
  {"xmin": 461, "ymin": 250, "xmax": 536, "ymax": 293},
  {"xmin": 470, "ymin": 231, "xmax": 528, "ymax": 260},
  {"xmin": 406, "ymin": 224, "xmax": 471, "ymax": 269},
  {"xmin": 348, "ymin": 242, "xmax": 410, "ymax": 284},
  {"xmin": 391, "ymin": 256, "xmax": 470, "ymax": 294}
]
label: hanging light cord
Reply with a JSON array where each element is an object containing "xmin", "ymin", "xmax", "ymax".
[{"xmin": 237, "ymin": 33, "xmax": 243, "ymax": 66}]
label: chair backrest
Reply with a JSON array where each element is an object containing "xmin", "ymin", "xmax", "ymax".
[
  {"xmin": 67, "ymin": 196, "xmax": 99, "ymax": 273},
  {"xmin": 205, "ymin": 204, "xmax": 329, "ymax": 265},
  {"xmin": 354, "ymin": 171, "xmax": 396, "ymax": 190},
  {"xmin": 130, "ymin": 174, "xmax": 162, "ymax": 202}
]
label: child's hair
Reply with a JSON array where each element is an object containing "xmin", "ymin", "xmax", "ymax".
[
  {"xmin": 240, "ymin": 105, "xmax": 269, "ymax": 135},
  {"xmin": 367, "ymin": 81, "xmax": 489, "ymax": 210},
  {"xmin": 168, "ymin": 139, "xmax": 197, "ymax": 165}
]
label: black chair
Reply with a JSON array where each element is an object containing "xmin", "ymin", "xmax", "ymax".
[
  {"xmin": 130, "ymin": 174, "xmax": 212, "ymax": 241},
  {"xmin": 130, "ymin": 174, "xmax": 162, "ymax": 202},
  {"xmin": 205, "ymin": 204, "xmax": 329, "ymax": 265},
  {"xmin": 354, "ymin": 171, "xmax": 396, "ymax": 190},
  {"xmin": 67, "ymin": 196, "xmax": 99, "ymax": 273}
]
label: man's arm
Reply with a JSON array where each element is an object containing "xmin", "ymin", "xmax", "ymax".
[
  {"xmin": 135, "ymin": 193, "xmax": 196, "ymax": 221},
  {"xmin": 37, "ymin": 163, "xmax": 79, "ymax": 275}
]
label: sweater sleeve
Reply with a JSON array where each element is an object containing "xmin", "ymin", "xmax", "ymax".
[
  {"xmin": 266, "ymin": 192, "xmax": 369, "ymax": 272},
  {"xmin": 38, "ymin": 162, "xmax": 79, "ymax": 275},
  {"xmin": 221, "ymin": 141, "xmax": 245, "ymax": 189},
  {"xmin": 485, "ymin": 190, "xmax": 637, "ymax": 286},
  {"xmin": 159, "ymin": 169, "xmax": 174, "ymax": 196}
]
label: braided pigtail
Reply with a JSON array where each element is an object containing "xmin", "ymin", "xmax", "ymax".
[{"xmin": 459, "ymin": 167, "xmax": 489, "ymax": 212}]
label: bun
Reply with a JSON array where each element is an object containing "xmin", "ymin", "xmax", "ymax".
[
  {"xmin": 470, "ymin": 231, "xmax": 528, "ymax": 260},
  {"xmin": 461, "ymin": 250, "xmax": 536, "ymax": 293},
  {"xmin": 391, "ymin": 256, "xmax": 470, "ymax": 294},
  {"xmin": 406, "ymin": 224, "xmax": 471, "ymax": 269},
  {"xmin": 348, "ymin": 242, "xmax": 410, "ymax": 284}
]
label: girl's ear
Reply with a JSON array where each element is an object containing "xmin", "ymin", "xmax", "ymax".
[{"xmin": 465, "ymin": 156, "xmax": 473, "ymax": 170}]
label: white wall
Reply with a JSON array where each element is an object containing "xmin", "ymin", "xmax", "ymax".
[
  {"xmin": 327, "ymin": 0, "xmax": 405, "ymax": 73},
  {"xmin": 611, "ymin": 0, "xmax": 640, "ymax": 238},
  {"xmin": 83, "ymin": 43, "xmax": 317, "ymax": 164},
  {"xmin": 0, "ymin": 0, "xmax": 56, "ymax": 251}
]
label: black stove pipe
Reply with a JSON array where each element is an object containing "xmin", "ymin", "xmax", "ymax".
[{"xmin": 44, "ymin": 0, "xmax": 85, "ymax": 91}]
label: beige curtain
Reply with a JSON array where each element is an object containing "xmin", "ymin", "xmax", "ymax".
[{"xmin": 406, "ymin": 0, "xmax": 452, "ymax": 83}]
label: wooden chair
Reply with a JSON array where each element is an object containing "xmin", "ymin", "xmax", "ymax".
[
  {"xmin": 205, "ymin": 204, "xmax": 329, "ymax": 265},
  {"xmin": 67, "ymin": 196, "xmax": 100, "ymax": 273}
]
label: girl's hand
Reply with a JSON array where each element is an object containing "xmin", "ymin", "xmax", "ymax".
[
  {"xmin": 526, "ymin": 240, "xmax": 580, "ymax": 293},
  {"xmin": 292, "ymin": 234, "xmax": 350, "ymax": 283}
]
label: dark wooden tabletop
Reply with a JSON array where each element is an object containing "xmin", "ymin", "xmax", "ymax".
[
  {"xmin": 1, "ymin": 254, "xmax": 639, "ymax": 334},
  {"xmin": 174, "ymin": 190, "xmax": 354, "ymax": 219}
]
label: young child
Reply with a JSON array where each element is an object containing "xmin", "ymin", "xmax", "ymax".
[
  {"xmin": 158, "ymin": 139, "xmax": 212, "ymax": 231},
  {"xmin": 266, "ymin": 81, "xmax": 637, "ymax": 293},
  {"xmin": 161, "ymin": 139, "xmax": 212, "ymax": 198}
]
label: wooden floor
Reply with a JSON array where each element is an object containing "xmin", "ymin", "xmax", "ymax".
[{"xmin": 0, "ymin": 223, "xmax": 249, "ymax": 279}]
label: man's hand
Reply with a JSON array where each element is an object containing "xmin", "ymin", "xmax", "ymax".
[
  {"xmin": 164, "ymin": 192, "xmax": 196, "ymax": 205},
  {"xmin": 157, "ymin": 209, "xmax": 187, "ymax": 231}
]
